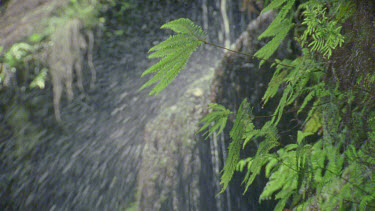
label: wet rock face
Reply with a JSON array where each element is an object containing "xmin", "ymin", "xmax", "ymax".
[{"xmin": 138, "ymin": 74, "xmax": 213, "ymax": 211}]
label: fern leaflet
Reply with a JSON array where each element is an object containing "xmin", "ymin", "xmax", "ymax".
[
  {"xmin": 243, "ymin": 121, "xmax": 280, "ymax": 192},
  {"xmin": 140, "ymin": 18, "xmax": 206, "ymax": 95},
  {"xmin": 299, "ymin": 3, "xmax": 344, "ymax": 58},
  {"xmin": 255, "ymin": 0, "xmax": 295, "ymax": 67},
  {"xmin": 198, "ymin": 103, "xmax": 232, "ymax": 139},
  {"xmin": 220, "ymin": 99, "xmax": 250, "ymax": 192},
  {"xmin": 255, "ymin": 20, "xmax": 294, "ymax": 67}
]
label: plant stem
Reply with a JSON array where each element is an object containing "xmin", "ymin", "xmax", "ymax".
[{"xmin": 200, "ymin": 39, "xmax": 296, "ymax": 68}]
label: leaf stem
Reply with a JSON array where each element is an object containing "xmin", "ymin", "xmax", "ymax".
[{"xmin": 200, "ymin": 39, "xmax": 296, "ymax": 68}]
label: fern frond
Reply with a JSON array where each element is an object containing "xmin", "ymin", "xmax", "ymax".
[
  {"xmin": 272, "ymin": 84, "xmax": 293, "ymax": 125},
  {"xmin": 140, "ymin": 18, "xmax": 206, "ymax": 95},
  {"xmin": 297, "ymin": 88, "xmax": 316, "ymax": 115},
  {"xmin": 265, "ymin": 157, "xmax": 279, "ymax": 177},
  {"xmin": 297, "ymin": 130, "xmax": 313, "ymax": 145},
  {"xmin": 256, "ymin": 0, "xmax": 295, "ymax": 67},
  {"xmin": 299, "ymin": 3, "xmax": 344, "ymax": 59},
  {"xmin": 274, "ymin": 198, "xmax": 289, "ymax": 211},
  {"xmin": 255, "ymin": 20, "xmax": 294, "ymax": 67},
  {"xmin": 295, "ymin": 143, "xmax": 311, "ymax": 194},
  {"xmin": 259, "ymin": 145, "xmax": 297, "ymax": 203},
  {"xmin": 198, "ymin": 103, "xmax": 232, "ymax": 139},
  {"xmin": 244, "ymin": 122, "xmax": 279, "ymax": 192},
  {"xmin": 360, "ymin": 192, "xmax": 375, "ymax": 210},
  {"xmin": 147, "ymin": 34, "xmax": 196, "ymax": 58},
  {"xmin": 237, "ymin": 157, "xmax": 253, "ymax": 172},
  {"xmin": 220, "ymin": 99, "xmax": 250, "ymax": 192},
  {"xmin": 262, "ymin": 62, "xmax": 289, "ymax": 105},
  {"xmin": 161, "ymin": 18, "xmax": 207, "ymax": 40},
  {"xmin": 259, "ymin": 0, "xmax": 295, "ymax": 39},
  {"xmin": 261, "ymin": 0, "xmax": 287, "ymax": 14}
]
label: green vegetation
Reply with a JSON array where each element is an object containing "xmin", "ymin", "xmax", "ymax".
[
  {"xmin": 139, "ymin": 18, "xmax": 207, "ymax": 95},
  {"xmin": 124, "ymin": 202, "xmax": 138, "ymax": 211},
  {"xmin": 0, "ymin": 40, "xmax": 48, "ymax": 90},
  {"xmin": 141, "ymin": 0, "xmax": 375, "ymax": 210}
]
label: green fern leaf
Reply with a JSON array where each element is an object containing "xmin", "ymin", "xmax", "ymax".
[
  {"xmin": 259, "ymin": 147, "xmax": 296, "ymax": 203},
  {"xmin": 236, "ymin": 157, "xmax": 253, "ymax": 172},
  {"xmin": 299, "ymin": 3, "xmax": 344, "ymax": 59},
  {"xmin": 147, "ymin": 34, "xmax": 196, "ymax": 58},
  {"xmin": 262, "ymin": 63, "xmax": 289, "ymax": 106},
  {"xmin": 272, "ymin": 84, "xmax": 293, "ymax": 125},
  {"xmin": 274, "ymin": 197, "xmax": 289, "ymax": 211},
  {"xmin": 256, "ymin": 0, "xmax": 295, "ymax": 67},
  {"xmin": 259, "ymin": 0, "xmax": 295, "ymax": 39},
  {"xmin": 244, "ymin": 122, "xmax": 279, "ymax": 192},
  {"xmin": 140, "ymin": 18, "xmax": 206, "ymax": 95},
  {"xmin": 220, "ymin": 99, "xmax": 250, "ymax": 193},
  {"xmin": 265, "ymin": 157, "xmax": 279, "ymax": 177},
  {"xmin": 261, "ymin": 0, "xmax": 287, "ymax": 14},
  {"xmin": 198, "ymin": 103, "xmax": 232, "ymax": 139},
  {"xmin": 297, "ymin": 89, "xmax": 315, "ymax": 115},
  {"xmin": 360, "ymin": 192, "xmax": 375, "ymax": 210},
  {"xmin": 161, "ymin": 18, "xmax": 207, "ymax": 40},
  {"xmin": 297, "ymin": 130, "xmax": 313, "ymax": 145},
  {"xmin": 255, "ymin": 20, "xmax": 293, "ymax": 67}
]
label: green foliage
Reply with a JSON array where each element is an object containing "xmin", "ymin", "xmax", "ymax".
[
  {"xmin": 220, "ymin": 99, "xmax": 252, "ymax": 192},
  {"xmin": 29, "ymin": 68, "xmax": 48, "ymax": 89},
  {"xmin": 298, "ymin": 2, "xmax": 344, "ymax": 58},
  {"xmin": 242, "ymin": 121, "xmax": 279, "ymax": 192},
  {"xmin": 140, "ymin": 18, "xmax": 206, "ymax": 95},
  {"xmin": 255, "ymin": 0, "xmax": 295, "ymax": 66},
  {"xmin": 142, "ymin": 0, "xmax": 375, "ymax": 210},
  {"xmin": 335, "ymin": 0, "xmax": 355, "ymax": 21},
  {"xmin": 124, "ymin": 202, "xmax": 138, "ymax": 211},
  {"xmin": 28, "ymin": 33, "xmax": 46, "ymax": 43},
  {"xmin": 4, "ymin": 42, "xmax": 33, "ymax": 67},
  {"xmin": 0, "ymin": 41, "xmax": 48, "ymax": 89},
  {"xmin": 233, "ymin": 1, "xmax": 372, "ymax": 210},
  {"xmin": 198, "ymin": 103, "xmax": 232, "ymax": 139},
  {"xmin": 1, "ymin": 0, "xmax": 116, "ymax": 90},
  {"xmin": 259, "ymin": 144, "xmax": 298, "ymax": 210}
]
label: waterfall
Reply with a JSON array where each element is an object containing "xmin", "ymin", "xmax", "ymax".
[{"xmin": 210, "ymin": 130, "xmax": 223, "ymax": 211}]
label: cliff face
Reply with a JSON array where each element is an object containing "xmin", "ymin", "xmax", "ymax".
[{"xmin": 138, "ymin": 72, "xmax": 214, "ymax": 211}]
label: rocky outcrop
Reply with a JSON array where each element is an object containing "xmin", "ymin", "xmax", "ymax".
[{"xmin": 137, "ymin": 69, "xmax": 215, "ymax": 210}]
